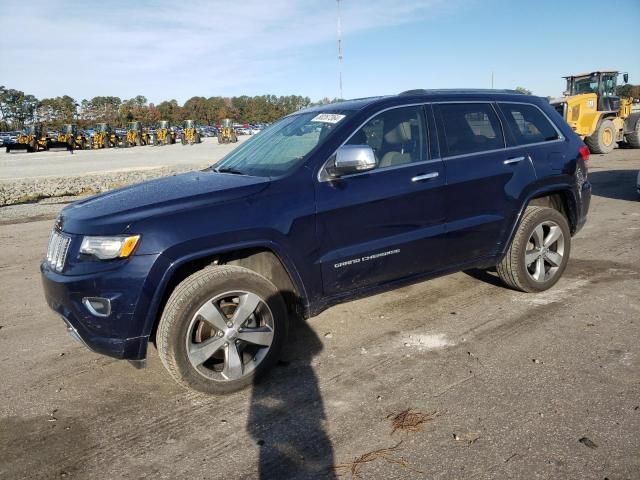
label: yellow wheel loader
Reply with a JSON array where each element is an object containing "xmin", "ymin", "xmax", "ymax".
[
  {"xmin": 155, "ymin": 120, "xmax": 174, "ymax": 146},
  {"xmin": 52, "ymin": 124, "xmax": 88, "ymax": 150},
  {"xmin": 217, "ymin": 118, "xmax": 238, "ymax": 144},
  {"xmin": 6, "ymin": 124, "xmax": 50, "ymax": 153},
  {"xmin": 125, "ymin": 121, "xmax": 148, "ymax": 147},
  {"xmin": 180, "ymin": 120, "xmax": 201, "ymax": 145},
  {"xmin": 92, "ymin": 123, "xmax": 119, "ymax": 149},
  {"xmin": 551, "ymin": 71, "xmax": 640, "ymax": 154}
]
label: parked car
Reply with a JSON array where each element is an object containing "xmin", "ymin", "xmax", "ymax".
[{"xmin": 41, "ymin": 89, "xmax": 591, "ymax": 394}]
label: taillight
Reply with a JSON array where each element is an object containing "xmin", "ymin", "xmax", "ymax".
[{"xmin": 579, "ymin": 145, "xmax": 590, "ymax": 162}]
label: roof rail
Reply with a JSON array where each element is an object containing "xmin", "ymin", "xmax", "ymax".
[{"xmin": 399, "ymin": 88, "xmax": 523, "ymax": 95}]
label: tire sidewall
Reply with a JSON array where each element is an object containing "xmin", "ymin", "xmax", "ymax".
[
  {"xmin": 515, "ymin": 208, "xmax": 571, "ymax": 292},
  {"xmin": 159, "ymin": 268, "xmax": 288, "ymax": 394}
]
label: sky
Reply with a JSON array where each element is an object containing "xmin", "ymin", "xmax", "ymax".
[{"xmin": 2, "ymin": 0, "xmax": 639, "ymax": 104}]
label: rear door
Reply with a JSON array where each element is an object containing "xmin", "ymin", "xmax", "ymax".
[
  {"xmin": 314, "ymin": 105, "xmax": 447, "ymax": 295},
  {"xmin": 433, "ymin": 101, "xmax": 537, "ymax": 265},
  {"xmin": 497, "ymin": 101, "xmax": 565, "ymax": 178}
]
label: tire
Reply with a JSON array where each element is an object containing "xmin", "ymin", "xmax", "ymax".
[
  {"xmin": 103, "ymin": 136, "xmax": 109, "ymax": 149},
  {"xmin": 231, "ymin": 133, "xmax": 238, "ymax": 143},
  {"xmin": 157, "ymin": 265, "xmax": 288, "ymax": 394},
  {"xmin": 195, "ymin": 133, "xmax": 201, "ymax": 144},
  {"xmin": 625, "ymin": 116, "xmax": 640, "ymax": 148},
  {"xmin": 585, "ymin": 119, "xmax": 616, "ymax": 154},
  {"xmin": 217, "ymin": 134, "xmax": 223, "ymax": 144},
  {"xmin": 181, "ymin": 134, "xmax": 187, "ymax": 145},
  {"xmin": 496, "ymin": 206, "xmax": 571, "ymax": 293}
]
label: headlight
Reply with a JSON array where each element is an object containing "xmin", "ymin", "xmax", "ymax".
[{"xmin": 79, "ymin": 235, "xmax": 140, "ymax": 260}]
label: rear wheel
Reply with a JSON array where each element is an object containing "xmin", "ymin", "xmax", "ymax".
[
  {"xmin": 157, "ymin": 266, "xmax": 288, "ymax": 394},
  {"xmin": 497, "ymin": 206, "xmax": 571, "ymax": 293},
  {"xmin": 585, "ymin": 119, "xmax": 616, "ymax": 154},
  {"xmin": 625, "ymin": 116, "xmax": 640, "ymax": 148}
]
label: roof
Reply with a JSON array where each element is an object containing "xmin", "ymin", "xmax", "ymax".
[
  {"xmin": 563, "ymin": 71, "xmax": 619, "ymax": 78},
  {"xmin": 398, "ymin": 88, "xmax": 522, "ymax": 95},
  {"xmin": 297, "ymin": 88, "xmax": 536, "ymax": 116}
]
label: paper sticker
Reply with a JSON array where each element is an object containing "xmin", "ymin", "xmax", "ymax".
[{"xmin": 311, "ymin": 113, "xmax": 346, "ymax": 124}]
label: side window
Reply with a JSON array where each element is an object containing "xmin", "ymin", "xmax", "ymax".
[
  {"xmin": 346, "ymin": 106, "xmax": 425, "ymax": 168},
  {"xmin": 499, "ymin": 103, "xmax": 559, "ymax": 145},
  {"xmin": 436, "ymin": 103, "xmax": 504, "ymax": 157}
]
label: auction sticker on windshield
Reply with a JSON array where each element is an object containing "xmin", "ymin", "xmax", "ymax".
[{"xmin": 311, "ymin": 113, "xmax": 346, "ymax": 124}]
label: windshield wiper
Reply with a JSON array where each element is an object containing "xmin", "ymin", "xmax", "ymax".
[{"xmin": 213, "ymin": 166, "xmax": 246, "ymax": 175}]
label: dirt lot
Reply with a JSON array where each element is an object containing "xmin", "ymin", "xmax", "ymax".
[{"xmin": 0, "ymin": 149, "xmax": 638, "ymax": 480}]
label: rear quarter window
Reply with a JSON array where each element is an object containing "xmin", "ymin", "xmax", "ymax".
[{"xmin": 499, "ymin": 102, "xmax": 560, "ymax": 145}]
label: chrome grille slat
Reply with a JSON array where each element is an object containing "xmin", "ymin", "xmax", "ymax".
[{"xmin": 46, "ymin": 230, "xmax": 71, "ymax": 273}]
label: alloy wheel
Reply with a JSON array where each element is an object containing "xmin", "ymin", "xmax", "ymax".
[
  {"xmin": 185, "ymin": 291, "xmax": 274, "ymax": 382},
  {"xmin": 524, "ymin": 220, "xmax": 565, "ymax": 283}
]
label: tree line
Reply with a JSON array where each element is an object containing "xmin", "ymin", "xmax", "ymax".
[{"xmin": 0, "ymin": 85, "xmax": 338, "ymax": 130}]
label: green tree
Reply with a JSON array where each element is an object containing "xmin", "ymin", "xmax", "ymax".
[{"xmin": 515, "ymin": 86, "xmax": 533, "ymax": 95}]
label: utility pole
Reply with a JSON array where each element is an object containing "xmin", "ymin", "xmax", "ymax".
[{"xmin": 337, "ymin": 0, "xmax": 343, "ymax": 99}]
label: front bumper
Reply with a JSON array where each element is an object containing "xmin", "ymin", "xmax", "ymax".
[{"xmin": 41, "ymin": 254, "xmax": 159, "ymax": 360}]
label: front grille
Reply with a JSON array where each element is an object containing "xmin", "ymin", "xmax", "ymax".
[{"xmin": 46, "ymin": 230, "xmax": 71, "ymax": 272}]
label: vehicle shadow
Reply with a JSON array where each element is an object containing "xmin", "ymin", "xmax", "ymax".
[
  {"xmin": 588, "ymin": 169, "xmax": 639, "ymax": 201},
  {"xmin": 463, "ymin": 267, "xmax": 505, "ymax": 288},
  {"xmin": 247, "ymin": 313, "xmax": 335, "ymax": 480}
]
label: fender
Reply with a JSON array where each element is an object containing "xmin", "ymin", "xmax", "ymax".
[
  {"xmin": 136, "ymin": 239, "xmax": 309, "ymax": 342},
  {"xmin": 497, "ymin": 182, "xmax": 578, "ymax": 260}
]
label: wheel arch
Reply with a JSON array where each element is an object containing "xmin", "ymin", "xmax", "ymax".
[
  {"xmin": 499, "ymin": 186, "xmax": 578, "ymax": 260},
  {"xmin": 142, "ymin": 242, "xmax": 307, "ymax": 348}
]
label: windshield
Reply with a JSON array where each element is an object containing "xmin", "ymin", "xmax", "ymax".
[
  {"xmin": 572, "ymin": 75, "xmax": 599, "ymax": 95},
  {"xmin": 213, "ymin": 110, "xmax": 354, "ymax": 177}
]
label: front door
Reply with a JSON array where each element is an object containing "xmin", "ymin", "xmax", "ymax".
[{"xmin": 314, "ymin": 105, "xmax": 447, "ymax": 296}]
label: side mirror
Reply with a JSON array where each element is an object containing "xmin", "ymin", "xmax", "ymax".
[
  {"xmin": 331, "ymin": 145, "xmax": 377, "ymax": 176},
  {"xmin": 623, "ymin": 73, "xmax": 629, "ymax": 84}
]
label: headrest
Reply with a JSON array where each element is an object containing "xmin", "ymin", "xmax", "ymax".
[{"xmin": 384, "ymin": 122, "xmax": 412, "ymax": 144}]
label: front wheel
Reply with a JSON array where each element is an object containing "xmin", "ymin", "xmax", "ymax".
[
  {"xmin": 157, "ymin": 265, "xmax": 288, "ymax": 394},
  {"xmin": 497, "ymin": 206, "xmax": 571, "ymax": 293},
  {"xmin": 585, "ymin": 119, "xmax": 616, "ymax": 154}
]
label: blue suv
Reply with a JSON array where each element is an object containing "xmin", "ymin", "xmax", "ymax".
[{"xmin": 41, "ymin": 90, "xmax": 591, "ymax": 393}]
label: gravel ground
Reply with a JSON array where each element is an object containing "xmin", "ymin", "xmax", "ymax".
[
  {"xmin": 0, "ymin": 137, "xmax": 248, "ymax": 207},
  {"xmin": 0, "ymin": 149, "xmax": 638, "ymax": 479}
]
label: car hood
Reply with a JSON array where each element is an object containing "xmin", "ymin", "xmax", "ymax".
[{"xmin": 59, "ymin": 171, "xmax": 270, "ymax": 235}]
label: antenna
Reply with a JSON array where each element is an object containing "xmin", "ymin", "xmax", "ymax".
[
  {"xmin": 491, "ymin": 71, "xmax": 494, "ymax": 89},
  {"xmin": 337, "ymin": 0, "xmax": 343, "ymax": 99}
]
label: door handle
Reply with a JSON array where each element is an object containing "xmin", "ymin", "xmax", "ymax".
[
  {"xmin": 503, "ymin": 156, "xmax": 527, "ymax": 165},
  {"xmin": 411, "ymin": 172, "xmax": 439, "ymax": 182}
]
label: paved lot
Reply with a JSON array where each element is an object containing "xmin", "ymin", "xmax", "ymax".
[
  {"xmin": 0, "ymin": 149, "xmax": 638, "ymax": 479},
  {"xmin": 0, "ymin": 136, "xmax": 249, "ymax": 180}
]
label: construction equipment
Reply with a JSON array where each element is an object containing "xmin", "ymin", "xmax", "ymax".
[
  {"xmin": 92, "ymin": 123, "xmax": 120, "ymax": 149},
  {"xmin": 50, "ymin": 124, "xmax": 88, "ymax": 150},
  {"xmin": 181, "ymin": 120, "xmax": 201, "ymax": 145},
  {"xmin": 551, "ymin": 71, "xmax": 640, "ymax": 154},
  {"xmin": 217, "ymin": 118, "xmax": 238, "ymax": 144},
  {"xmin": 125, "ymin": 121, "xmax": 148, "ymax": 147},
  {"xmin": 5, "ymin": 124, "xmax": 50, "ymax": 153},
  {"xmin": 155, "ymin": 120, "xmax": 174, "ymax": 145}
]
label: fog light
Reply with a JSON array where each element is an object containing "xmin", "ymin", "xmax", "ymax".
[{"xmin": 82, "ymin": 297, "xmax": 111, "ymax": 317}]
